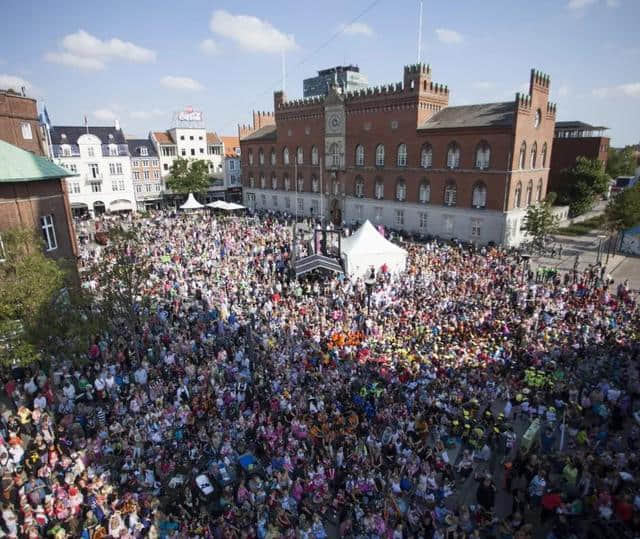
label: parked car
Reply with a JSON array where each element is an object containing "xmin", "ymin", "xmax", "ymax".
[{"xmin": 611, "ymin": 176, "xmax": 638, "ymax": 196}]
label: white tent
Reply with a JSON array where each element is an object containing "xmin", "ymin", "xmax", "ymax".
[
  {"xmin": 180, "ymin": 192, "xmax": 204, "ymax": 210},
  {"xmin": 341, "ymin": 220, "xmax": 408, "ymax": 278},
  {"xmin": 206, "ymin": 200, "xmax": 229, "ymax": 210},
  {"xmin": 225, "ymin": 202, "xmax": 246, "ymax": 210}
]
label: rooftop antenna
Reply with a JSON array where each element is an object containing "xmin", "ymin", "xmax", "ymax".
[{"xmin": 417, "ymin": 0, "xmax": 423, "ymax": 64}]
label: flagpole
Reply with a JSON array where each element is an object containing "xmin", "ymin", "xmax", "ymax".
[{"xmin": 319, "ymin": 158, "xmax": 324, "ymax": 226}]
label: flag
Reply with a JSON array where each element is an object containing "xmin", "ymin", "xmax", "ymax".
[{"xmin": 84, "ymin": 115, "xmax": 88, "ymax": 133}]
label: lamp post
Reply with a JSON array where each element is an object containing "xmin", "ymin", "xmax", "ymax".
[
  {"xmin": 521, "ymin": 254, "xmax": 531, "ymax": 286},
  {"xmin": 364, "ymin": 268, "xmax": 376, "ymax": 315},
  {"xmin": 596, "ymin": 235, "xmax": 607, "ymax": 265}
]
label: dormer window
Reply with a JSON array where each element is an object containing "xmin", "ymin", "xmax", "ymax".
[
  {"xmin": 140, "ymin": 147, "xmax": 148, "ymax": 157},
  {"xmin": 61, "ymin": 133, "xmax": 67, "ymax": 140},
  {"xmin": 108, "ymin": 133, "xmax": 114, "ymax": 141}
]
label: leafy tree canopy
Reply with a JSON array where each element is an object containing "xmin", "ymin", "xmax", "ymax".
[
  {"xmin": 556, "ymin": 157, "xmax": 609, "ymax": 217},
  {"xmin": 605, "ymin": 183, "xmax": 640, "ymax": 232},
  {"xmin": 523, "ymin": 198, "xmax": 559, "ymax": 247},
  {"xmin": 606, "ymin": 146, "xmax": 636, "ymax": 179},
  {"xmin": 166, "ymin": 158, "xmax": 212, "ymax": 194}
]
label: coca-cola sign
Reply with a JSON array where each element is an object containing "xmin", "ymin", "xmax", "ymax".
[{"xmin": 178, "ymin": 108, "xmax": 202, "ymax": 122}]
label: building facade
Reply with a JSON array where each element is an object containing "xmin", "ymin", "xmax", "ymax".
[
  {"xmin": 0, "ymin": 140, "xmax": 77, "ymax": 263},
  {"xmin": 0, "ymin": 89, "xmax": 48, "ymax": 156},
  {"xmin": 303, "ymin": 65, "xmax": 368, "ymax": 98},
  {"xmin": 241, "ymin": 64, "xmax": 557, "ymax": 246},
  {"xmin": 220, "ymin": 136, "xmax": 242, "ymax": 202},
  {"xmin": 150, "ymin": 109, "xmax": 225, "ymax": 202},
  {"xmin": 127, "ymin": 138, "xmax": 163, "ymax": 210},
  {"xmin": 49, "ymin": 123, "xmax": 136, "ymax": 216},
  {"xmin": 548, "ymin": 121, "xmax": 609, "ymax": 193}
]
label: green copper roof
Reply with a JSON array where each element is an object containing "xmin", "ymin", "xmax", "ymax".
[{"xmin": 0, "ymin": 140, "xmax": 76, "ymax": 183}]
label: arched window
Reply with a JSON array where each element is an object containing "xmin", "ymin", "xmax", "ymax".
[
  {"xmin": 355, "ymin": 145, "xmax": 365, "ymax": 167},
  {"xmin": 283, "ymin": 147, "xmax": 290, "ymax": 166},
  {"xmin": 536, "ymin": 178, "xmax": 543, "ymax": 202},
  {"xmin": 296, "ymin": 146, "xmax": 303, "ymax": 165},
  {"xmin": 526, "ymin": 180, "xmax": 533, "ymax": 206},
  {"xmin": 375, "ymin": 144, "xmax": 385, "ymax": 166},
  {"xmin": 514, "ymin": 182, "xmax": 522, "ymax": 208},
  {"xmin": 397, "ymin": 144, "xmax": 407, "ymax": 167},
  {"xmin": 283, "ymin": 174, "xmax": 290, "ymax": 191},
  {"xmin": 311, "ymin": 146, "xmax": 319, "ymax": 165},
  {"xmin": 541, "ymin": 143, "xmax": 548, "ymax": 168},
  {"xmin": 530, "ymin": 142, "xmax": 537, "ymax": 169},
  {"xmin": 248, "ymin": 149, "xmax": 254, "ymax": 166},
  {"xmin": 311, "ymin": 175, "xmax": 319, "ymax": 193},
  {"xmin": 329, "ymin": 143, "xmax": 340, "ymax": 167},
  {"xmin": 355, "ymin": 176, "xmax": 364, "ymax": 197},
  {"xmin": 332, "ymin": 178, "xmax": 339, "ymax": 196},
  {"xmin": 297, "ymin": 175, "xmax": 304, "ymax": 192},
  {"xmin": 396, "ymin": 178, "xmax": 407, "ymax": 201},
  {"xmin": 374, "ymin": 177, "xmax": 384, "ymax": 199},
  {"xmin": 259, "ymin": 148, "xmax": 264, "ymax": 165},
  {"xmin": 446, "ymin": 143, "xmax": 460, "ymax": 169},
  {"xmin": 420, "ymin": 145, "xmax": 433, "ymax": 168},
  {"xmin": 518, "ymin": 142, "xmax": 526, "ymax": 169},
  {"xmin": 419, "ymin": 180, "xmax": 431, "ymax": 203},
  {"xmin": 249, "ymin": 174, "xmax": 255, "ymax": 188},
  {"xmin": 271, "ymin": 173, "xmax": 278, "ymax": 190},
  {"xmin": 444, "ymin": 181, "xmax": 457, "ymax": 206},
  {"xmin": 260, "ymin": 174, "xmax": 266, "ymax": 189},
  {"xmin": 475, "ymin": 142, "xmax": 491, "ymax": 170},
  {"xmin": 270, "ymin": 148, "xmax": 276, "ymax": 166},
  {"xmin": 472, "ymin": 182, "xmax": 487, "ymax": 208}
]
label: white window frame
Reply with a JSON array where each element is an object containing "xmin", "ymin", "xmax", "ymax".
[
  {"xmin": 283, "ymin": 148, "xmax": 290, "ymax": 166},
  {"xmin": 330, "ymin": 143, "xmax": 340, "ymax": 167},
  {"xmin": 471, "ymin": 218, "xmax": 482, "ymax": 237},
  {"xmin": 472, "ymin": 184, "xmax": 487, "ymax": 209},
  {"xmin": 297, "ymin": 147, "xmax": 303, "ymax": 165},
  {"xmin": 140, "ymin": 147, "xmax": 148, "ymax": 156},
  {"xmin": 444, "ymin": 215, "xmax": 454, "ymax": 235},
  {"xmin": 112, "ymin": 180, "xmax": 118, "ymax": 191},
  {"xmin": 270, "ymin": 149, "xmax": 276, "ymax": 166},
  {"xmin": 40, "ymin": 215, "xmax": 57, "ymax": 251},
  {"xmin": 272, "ymin": 195, "xmax": 278, "ymax": 207},
  {"xmin": 419, "ymin": 182, "xmax": 430, "ymax": 204},
  {"xmin": 311, "ymin": 199, "xmax": 319, "ymax": 214},
  {"xmin": 444, "ymin": 183, "xmax": 457, "ymax": 206},
  {"xmin": 143, "ymin": 170, "xmax": 150, "ymax": 180},
  {"xmin": 395, "ymin": 209, "xmax": 404, "ymax": 226},
  {"xmin": 421, "ymin": 146, "xmax": 432, "ymax": 168},
  {"xmin": 397, "ymin": 144, "xmax": 407, "ymax": 167},
  {"xmin": 355, "ymin": 145, "xmax": 364, "ymax": 167},
  {"xmin": 21, "ymin": 122, "xmax": 33, "ymax": 140},
  {"xmin": 375, "ymin": 179, "xmax": 384, "ymax": 200},
  {"xmin": 447, "ymin": 145, "xmax": 460, "ymax": 169},
  {"xmin": 396, "ymin": 180, "xmax": 406, "ymax": 201},
  {"xmin": 91, "ymin": 182, "xmax": 102, "ymax": 193},
  {"xmin": 109, "ymin": 163, "xmax": 116, "ymax": 176},
  {"xmin": 374, "ymin": 206, "xmax": 383, "ymax": 222},
  {"xmin": 375, "ymin": 144, "xmax": 385, "ymax": 166},
  {"xmin": 311, "ymin": 146, "xmax": 319, "ymax": 165},
  {"xmin": 419, "ymin": 212, "xmax": 428, "ymax": 230},
  {"xmin": 355, "ymin": 178, "xmax": 364, "ymax": 198},
  {"xmin": 475, "ymin": 144, "xmax": 490, "ymax": 170},
  {"xmin": 297, "ymin": 198, "xmax": 304, "ymax": 212},
  {"xmin": 261, "ymin": 194, "xmax": 267, "ymax": 206},
  {"xmin": 285, "ymin": 197, "xmax": 291, "ymax": 209},
  {"xmin": 109, "ymin": 145, "xmax": 118, "ymax": 157},
  {"xmin": 87, "ymin": 146, "xmax": 95, "ymax": 157}
]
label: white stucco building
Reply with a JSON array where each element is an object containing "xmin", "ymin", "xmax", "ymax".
[{"xmin": 50, "ymin": 123, "xmax": 136, "ymax": 216}]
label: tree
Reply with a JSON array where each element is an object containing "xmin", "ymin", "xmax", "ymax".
[
  {"xmin": 87, "ymin": 226, "xmax": 152, "ymax": 360},
  {"xmin": 522, "ymin": 197, "xmax": 559, "ymax": 248},
  {"xmin": 166, "ymin": 158, "xmax": 212, "ymax": 193},
  {"xmin": 605, "ymin": 183, "xmax": 640, "ymax": 233},
  {"xmin": 0, "ymin": 228, "xmax": 67, "ymax": 367},
  {"xmin": 556, "ymin": 157, "xmax": 610, "ymax": 217},
  {"xmin": 606, "ymin": 146, "xmax": 636, "ymax": 178}
]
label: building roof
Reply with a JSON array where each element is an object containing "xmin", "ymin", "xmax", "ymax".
[
  {"xmin": 0, "ymin": 140, "xmax": 75, "ymax": 183},
  {"xmin": 152, "ymin": 131, "xmax": 175, "ymax": 145},
  {"xmin": 50, "ymin": 125, "xmax": 126, "ymax": 145},
  {"xmin": 555, "ymin": 121, "xmax": 608, "ymax": 131},
  {"xmin": 127, "ymin": 138, "xmax": 158, "ymax": 157},
  {"xmin": 419, "ymin": 102, "xmax": 514, "ymax": 130},
  {"xmin": 221, "ymin": 136, "xmax": 240, "ymax": 157},
  {"xmin": 240, "ymin": 124, "xmax": 277, "ymax": 142},
  {"xmin": 207, "ymin": 132, "xmax": 221, "ymax": 144}
]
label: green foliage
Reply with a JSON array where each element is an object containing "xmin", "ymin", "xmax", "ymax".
[
  {"xmin": 523, "ymin": 198, "xmax": 559, "ymax": 247},
  {"xmin": 556, "ymin": 157, "xmax": 610, "ymax": 217},
  {"xmin": 166, "ymin": 158, "xmax": 212, "ymax": 193},
  {"xmin": 557, "ymin": 214, "xmax": 606, "ymax": 236},
  {"xmin": 0, "ymin": 228, "xmax": 67, "ymax": 367},
  {"xmin": 605, "ymin": 183, "xmax": 640, "ymax": 233},
  {"xmin": 606, "ymin": 146, "xmax": 636, "ymax": 178}
]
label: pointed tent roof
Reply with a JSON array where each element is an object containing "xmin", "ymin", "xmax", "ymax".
[
  {"xmin": 0, "ymin": 140, "xmax": 76, "ymax": 183},
  {"xmin": 179, "ymin": 192, "xmax": 204, "ymax": 210},
  {"xmin": 341, "ymin": 220, "xmax": 407, "ymax": 256}
]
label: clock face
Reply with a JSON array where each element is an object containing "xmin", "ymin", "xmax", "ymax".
[{"xmin": 329, "ymin": 114, "xmax": 341, "ymax": 130}]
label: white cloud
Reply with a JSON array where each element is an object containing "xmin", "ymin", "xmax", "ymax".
[
  {"xmin": 435, "ymin": 28, "xmax": 463, "ymax": 45},
  {"xmin": 200, "ymin": 39, "xmax": 220, "ymax": 55},
  {"xmin": 0, "ymin": 74, "xmax": 41, "ymax": 97},
  {"xmin": 93, "ymin": 108, "xmax": 118, "ymax": 121},
  {"xmin": 130, "ymin": 109, "xmax": 165, "ymax": 119},
  {"xmin": 593, "ymin": 82, "xmax": 640, "ymax": 98},
  {"xmin": 44, "ymin": 29, "xmax": 156, "ymax": 70},
  {"xmin": 472, "ymin": 81, "xmax": 494, "ymax": 90},
  {"xmin": 161, "ymin": 76, "xmax": 204, "ymax": 91},
  {"xmin": 557, "ymin": 84, "xmax": 571, "ymax": 97},
  {"xmin": 340, "ymin": 22, "xmax": 373, "ymax": 37},
  {"xmin": 567, "ymin": 0, "xmax": 597, "ymax": 8},
  {"xmin": 209, "ymin": 10, "xmax": 297, "ymax": 53}
]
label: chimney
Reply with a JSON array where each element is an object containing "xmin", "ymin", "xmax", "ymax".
[{"xmin": 114, "ymin": 119, "xmax": 120, "ymax": 131}]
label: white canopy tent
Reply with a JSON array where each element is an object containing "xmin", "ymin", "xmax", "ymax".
[
  {"xmin": 206, "ymin": 200, "xmax": 246, "ymax": 211},
  {"xmin": 341, "ymin": 220, "xmax": 408, "ymax": 278},
  {"xmin": 180, "ymin": 193, "xmax": 204, "ymax": 210}
]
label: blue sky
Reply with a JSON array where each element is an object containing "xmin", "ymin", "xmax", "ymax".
[{"xmin": 1, "ymin": 0, "xmax": 638, "ymax": 146}]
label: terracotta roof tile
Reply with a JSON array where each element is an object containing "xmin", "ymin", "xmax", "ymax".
[
  {"xmin": 207, "ymin": 132, "xmax": 221, "ymax": 144},
  {"xmin": 153, "ymin": 131, "xmax": 174, "ymax": 144}
]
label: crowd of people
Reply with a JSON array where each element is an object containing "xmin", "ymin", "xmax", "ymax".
[{"xmin": 1, "ymin": 211, "xmax": 639, "ymax": 538}]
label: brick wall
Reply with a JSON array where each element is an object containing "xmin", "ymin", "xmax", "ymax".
[{"xmin": 0, "ymin": 92, "xmax": 46, "ymax": 156}]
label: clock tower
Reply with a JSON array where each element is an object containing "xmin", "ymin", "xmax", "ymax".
[{"xmin": 324, "ymin": 82, "xmax": 345, "ymax": 171}]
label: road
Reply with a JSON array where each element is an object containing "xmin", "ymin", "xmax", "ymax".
[{"xmin": 611, "ymin": 255, "xmax": 640, "ymax": 291}]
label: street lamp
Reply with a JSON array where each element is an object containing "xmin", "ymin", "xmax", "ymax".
[
  {"xmin": 364, "ymin": 268, "xmax": 376, "ymax": 315},
  {"xmin": 521, "ymin": 254, "xmax": 531, "ymax": 285}
]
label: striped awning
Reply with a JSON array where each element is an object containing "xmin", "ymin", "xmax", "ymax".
[{"xmin": 294, "ymin": 254, "xmax": 343, "ymax": 277}]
